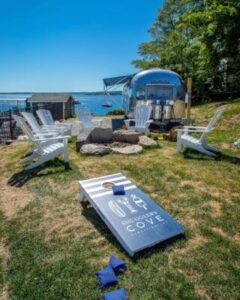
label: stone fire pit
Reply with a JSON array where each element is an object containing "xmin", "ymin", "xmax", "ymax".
[
  {"xmin": 112, "ymin": 130, "xmax": 143, "ymax": 144},
  {"xmin": 76, "ymin": 128, "xmax": 157, "ymax": 155}
]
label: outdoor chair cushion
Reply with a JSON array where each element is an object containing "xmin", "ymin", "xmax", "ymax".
[
  {"xmin": 109, "ymin": 255, "xmax": 126, "ymax": 273},
  {"xmin": 96, "ymin": 265, "xmax": 118, "ymax": 288},
  {"xmin": 103, "ymin": 288, "xmax": 127, "ymax": 300},
  {"xmin": 112, "ymin": 185, "xmax": 125, "ymax": 195}
]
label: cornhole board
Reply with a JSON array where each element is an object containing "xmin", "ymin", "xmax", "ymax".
[{"xmin": 79, "ymin": 173, "xmax": 184, "ymax": 256}]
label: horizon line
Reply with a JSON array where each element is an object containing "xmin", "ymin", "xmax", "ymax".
[{"xmin": 0, "ymin": 91, "xmax": 122, "ymax": 94}]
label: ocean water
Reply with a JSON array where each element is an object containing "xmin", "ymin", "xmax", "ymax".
[
  {"xmin": 0, "ymin": 93, "xmax": 123, "ymax": 115},
  {"xmin": 73, "ymin": 93, "xmax": 122, "ymax": 115},
  {"xmin": 0, "ymin": 93, "xmax": 31, "ymax": 111}
]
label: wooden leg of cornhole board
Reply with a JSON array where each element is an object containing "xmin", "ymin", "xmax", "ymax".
[
  {"xmin": 79, "ymin": 189, "xmax": 90, "ymax": 209},
  {"xmin": 80, "ymin": 190, "xmax": 85, "ymax": 202}
]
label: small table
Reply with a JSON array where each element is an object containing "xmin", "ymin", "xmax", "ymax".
[{"xmin": 79, "ymin": 173, "xmax": 184, "ymax": 256}]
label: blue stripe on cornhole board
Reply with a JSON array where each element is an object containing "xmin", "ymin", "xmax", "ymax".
[
  {"xmin": 80, "ymin": 173, "xmax": 122, "ymax": 186},
  {"xmin": 83, "ymin": 176, "xmax": 127, "ymax": 191},
  {"xmin": 87, "ymin": 181, "xmax": 132, "ymax": 197}
]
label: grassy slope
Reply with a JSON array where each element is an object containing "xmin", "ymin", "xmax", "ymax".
[{"xmin": 0, "ymin": 99, "xmax": 239, "ymax": 300}]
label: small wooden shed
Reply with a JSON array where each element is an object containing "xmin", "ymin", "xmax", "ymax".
[{"xmin": 27, "ymin": 93, "xmax": 75, "ymax": 120}]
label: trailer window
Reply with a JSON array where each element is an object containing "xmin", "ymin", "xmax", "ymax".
[
  {"xmin": 146, "ymin": 86, "xmax": 174, "ymax": 100},
  {"xmin": 136, "ymin": 89, "xmax": 146, "ymax": 100}
]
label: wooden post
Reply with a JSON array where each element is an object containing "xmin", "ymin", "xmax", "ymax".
[
  {"xmin": 9, "ymin": 109, "xmax": 14, "ymax": 140},
  {"xmin": 187, "ymin": 77, "xmax": 192, "ymax": 125},
  {"xmin": 62, "ymin": 102, "xmax": 65, "ymax": 120}
]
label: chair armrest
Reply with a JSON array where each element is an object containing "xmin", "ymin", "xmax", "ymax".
[
  {"xmin": 145, "ymin": 119, "xmax": 153, "ymax": 124},
  {"xmin": 124, "ymin": 119, "xmax": 135, "ymax": 126},
  {"xmin": 35, "ymin": 132, "xmax": 59, "ymax": 137},
  {"xmin": 176, "ymin": 128, "xmax": 210, "ymax": 133},
  {"xmin": 35, "ymin": 135, "xmax": 70, "ymax": 142},
  {"xmin": 39, "ymin": 127, "xmax": 60, "ymax": 133},
  {"xmin": 92, "ymin": 119, "xmax": 103, "ymax": 126},
  {"xmin": 55, "ymin": 122, "xmax": 72, "ymax": 127},
  {"xmin": 183, "ymin": 126, "xmax": 207, "ymax": 130},
  {"xmin": 42, "ymin": 125, "xmax": 69, "ymax": 131}
]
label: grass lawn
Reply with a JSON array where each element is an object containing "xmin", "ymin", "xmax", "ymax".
[{"xmin": 0, "ymin": 99, "xmax": 240, "ymax": 299}]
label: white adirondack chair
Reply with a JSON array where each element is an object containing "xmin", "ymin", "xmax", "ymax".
[
  {"xmin": 22, "ymin": 112, "xmax": 63, "ymax": 136},
  {"xmin": 124, "ymin": 104, "xmax": 153, "ymax": 133},
  {"xmin": 176, "ymin": 107, "xmax": 225, "ymax": 156},
  {"xmin": 36, "ymin": 109, "xmax": 72, "ymax": 134},
  {"xmin": 13, "ymin": 115, "xmax": 70, "ymax": 170},
  {"xmin": 76, "ymin": 107, "xmax": 103, "ymax": 136}
]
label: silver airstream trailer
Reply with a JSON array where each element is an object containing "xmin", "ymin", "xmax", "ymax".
[{"xmin": 103, "ymin": 68, "xmax": 188, "ymax": 130}]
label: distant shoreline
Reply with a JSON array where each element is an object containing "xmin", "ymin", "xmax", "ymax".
[{"xmin": 0, "ymin": 91, "xmax": 122, "ymax": 96}]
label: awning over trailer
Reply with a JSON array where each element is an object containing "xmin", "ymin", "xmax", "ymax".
[{"xmin": 103, "ymin": 74, "xmax": 135, "ymax": 88}]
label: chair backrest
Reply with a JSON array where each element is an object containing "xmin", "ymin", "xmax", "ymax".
[
  {"xmin": 13, "ymin": 115, "xmax": 44, "ymax": 153},
  {"xmin": 37, "ymin": 109, "xmax": 54, "ymax": 126},
  {"xmin": 13, "ymin": 115, "xmax": 35, "ymax": 141},
  {"xmin": 21, "ymin": 112, "xmax": 41, "ymax": 133},
  {"xmin": 76, "ymin": 107, "xmax": 93, "ymax": 127},
  {"xmin": 135, "ymin": 104, "xmax": 152, "ymax": 129},
  {"xmin": 200, "ymin": 107, "xmax": 225, "ymax": 141}
]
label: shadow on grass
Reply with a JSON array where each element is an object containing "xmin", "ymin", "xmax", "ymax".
[
  {"xmin": 81, "ymin": 203, "xmax": 185, "ymax": 260},
  {"xmin": 8, "ymin": 159, "xmax": 71, "ymax": 187},
  {"xmin": 81, "ymin": 204, "xmax": 124, "ymax": 252},
  {"xmin": 184, "ymin": 149, "xmax": 240, "ymax": 165},
  {"xmin": 132, "ymin": 233, "xmax": 186, "ymax": 261}
]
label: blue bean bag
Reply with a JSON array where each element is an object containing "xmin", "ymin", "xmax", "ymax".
[
  {"xmin": 96, "ymin": 265, "xmax": 118, "ymax": 289},
  {"xmin": 112, "ymin": 184, "xmax": 125, "ymax": 195},
  {"xmin": 103, "ymin": 288, "xmax": 127, "ymax": 300},
  {"xmin": 109, "ymin": 255, "xmax": 126, "ymax": 273}
]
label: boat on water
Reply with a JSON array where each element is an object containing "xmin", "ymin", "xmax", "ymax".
[
  {"xmin": 74, "ymin": 100, "xmax": 81, "ymax": 105},
  {"xmin": 102, "ymin": 102, "xmax": 112, "ymax": 107}
]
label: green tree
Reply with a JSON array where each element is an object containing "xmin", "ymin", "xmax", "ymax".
[{"xmin": 133, "ymin": 0, "xmax": 240, "ymax": 98}]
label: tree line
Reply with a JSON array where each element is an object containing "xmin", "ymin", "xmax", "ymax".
[{"xmin": 132, "ymin": 0, "xmax": 240, "ymax": 101}]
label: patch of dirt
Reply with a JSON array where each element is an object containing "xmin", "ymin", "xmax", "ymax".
[
  {"xmin": 220, "ymin": 143, "xmax": 232, "ymax": 150},
  {"xmin": 0, "ymin": 242, "xmax": 10, "ymax": 300},
  {"xmin": 180, "ymin": 180, "xmax": 223, "ymax": 199},
  {"xmin": 88, "ymin": 237, "xmax": 110, "ymax": 266},
  {"xmin": 191, "ymin": 235, "xmax": 208, "ymax": 246},
  {"xmin": 160, "ymin": 146, "xmax": 176, "ymax": 157},
  {"xmin": 91, "ymin": 236, "xmax": 107, "ymax": 247},
  {"xmin": 211, "ymin": 227, "xmax": 227, "ymax": 238},
  {"xmin": 220, "ymin": 113, "xmax": 240, "ymax": 128},
  {"xmin": 42, "ymin": 202, "xmax": 96, "ymax": 241},
  {"xmin": 0, "ymin": 242, "xmax": 10, "ymax": 261},
  {"xmin": 0, "ymin": 178, "xmax": 32, "ymax": 218},
  {"xmin": 170, "ymin": 235, "xmax": 208, "ymax": 258},
  {"xmin": 179, "ymin": 180, "xmax": 194, "ymax": 187},
  {"xmin": 0, "ymin": 288, "xmax": 8, "ymax": 300},
  {"xmin": 88, "ymin": 254, "xmax": 109, "ymax": 268},
  {"xmin": 181, "ymin": 213, "xmax": 198, "ymax": 228},
  {"xmin": 47, "ymin": 179, "xmax": 79, "ymax": 199},
  {"xmin": 195, "ymin": 285, "xmax": 212, "ymax": 300},
  {"xmin": 233, "ymin": 233, "xmax": 240, "ymax": 244},
  {"xmin": 44, "ymin": 252, "xmax": 71, "ymax": 265},
  {"xmin": 203, "ymin": 201, "xmax": 222, "ymax": 217}
]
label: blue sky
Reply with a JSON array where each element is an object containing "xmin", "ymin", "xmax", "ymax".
[{"xmin": 0, "ymin": 0, "xmax": 162, "ymax": 92}]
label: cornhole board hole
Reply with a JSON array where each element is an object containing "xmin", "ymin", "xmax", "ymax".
[{"xmin": 79, "ymin": 173, "xmax": 184, "ymax": 256}]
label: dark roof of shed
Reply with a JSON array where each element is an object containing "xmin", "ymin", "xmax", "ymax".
[{"xmin": 27, "ymin": 93, "xmax": 74, "ymax": 103}]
